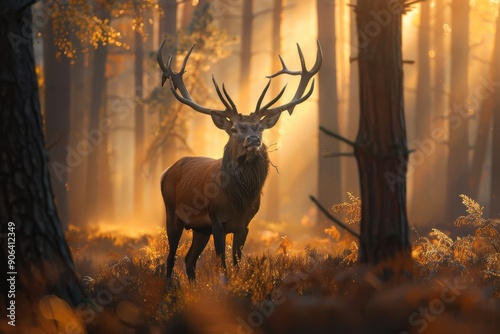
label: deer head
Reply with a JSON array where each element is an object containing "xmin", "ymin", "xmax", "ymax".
[{"xmin": 156, "ymin": 40, "xmax": 322, "ymax": 162}]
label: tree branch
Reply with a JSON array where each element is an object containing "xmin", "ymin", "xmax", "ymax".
[
  {"xmin": 310, "ymin": 195, "xmax": 361, "ymax": 239},
  {"xmin": 323, "ymin": 152, "xmax": 355, "ymax": 158},
  {"xmin": 319, "ymin": 126, "xmax": 356, "ymax": 148}
]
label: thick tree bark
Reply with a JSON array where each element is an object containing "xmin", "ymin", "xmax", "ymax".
[
  {"xmin": 0, "ymin": 4, "xmax": 85, "ymax": 324},
  {"xmin": 317, "ymin": 0, "xmax": 341, "ymax": 228},
  {"xmin": 355, "ymin": 0, "xmax": 410, "ymax": 265},
  {"xmin": 44, "ymin": 13, "xmax": 71, "ymax": 229},
  {"xmin": 239, "ymin": 0, "xmax": 253, "ymax": 105},
  {"xmin": 446, "ymin": 0, "xmax": 470, "ymax": 222}
]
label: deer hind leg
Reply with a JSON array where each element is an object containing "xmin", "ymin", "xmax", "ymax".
[
  {"xmin": 166, "ymin": 212, "xmax": 183, "ymax": 281},
  {"xmin": 185, "ymin": 229, "xmax": 210, "ymax": 280}
]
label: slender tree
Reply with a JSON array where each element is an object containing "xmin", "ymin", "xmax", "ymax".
[
  {"xmin": 317, "ymin": 0, "xmax": 341, "ymax": 228},
  {"xmin": 469, "ymin": 3, "xmax": 500, "ymax": 203},
  {"xmin": 490, "ymin": 3, "xmax": 500, "ymax": 217},
  {"xmin": 160, "ymin": 0, "xmax": 177, "ymax": 53},
  {"xmin": 68, "ymin": 48, "xmax": 90, "ymax": 227},
  {"xmin": 411, "ymin": 0, "xmax": 432, "ymax": 227},
  {"xmin": 345, "ymin": 0, "xmax": 360, "ymax": 197},
  {"xmin": 84, "ymin": 2, "xmax": 112, "ymax": 223},
  {"xmin": 430, "ymin": 0, "xmax": 447, "ymax": 225},
  {"xmin": 469, "ymin": 85, "xmax": 493, "ymax": 200},
  {"xmin": 180, "ymin": 0, "xmax": 196, "ymax": 29},
  {"xmin": 354, "ymin": 0, "xmax": 410, "ymax": 265},
  {"xmin": 264, "ymin": 0, "xmax": 283, "ymax": 223},
  {"xmin": 239, "ymin": 0, "xmax": 253, "ymax": 105},
  {"xmin": 134, "ymin": 19, "xmax": 145, "ymax": 216},
  {"xmin": 159, "ymin": 0, "xmax": 178, "ymax": 168},
  {"xmin": 446, "ymin": 0, "xmax": 470, "ymax": 222},
  {"xmin": 0, "ymin": 2, "xmax": 85, "ymax": 325}
]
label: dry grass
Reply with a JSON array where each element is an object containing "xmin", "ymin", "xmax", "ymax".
[{"xmin": 64, "ymin": 195, "xmax": 500, "ymax": 333}]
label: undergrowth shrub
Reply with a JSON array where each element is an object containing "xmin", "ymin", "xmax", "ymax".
[{"xmin": 66, "ymin": 194, "xmax": 500, "ymax": 329}]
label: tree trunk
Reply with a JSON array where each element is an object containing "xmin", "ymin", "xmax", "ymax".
[
  {"xmin": 355, "ymin": 0, "xmax": 410, "ymax": 265},
  {"xmin": 158, "ymin": 0, "xmax": 178, "ymax": 172},
  {"xmin": 239, "ymin": 0, "xmax": 253, "ymax": 105},
  {"xmin": 430, "ymin": 0, "xmax": 447, "ymax": 225},
  {"xmin": 469, "ymin": 92, "xmax": 493, "ymax": 200},
  {"xmin": 264, "ymin": 0, "xmax": 283, "ymax": 223},
  {"xmin": 470, "ymin": 3, "xmax": 499, "ymax": 202},
  {"xmin": 410, "ymin": 1, "xmax": 432, "ymax": 227},
  {"xmin": 84, "ymin": 4, "xmax": 110, "ymax": 224},
  {"xmin": 446, "ymin": 0, "xmax": 470, "ymax": 222},
  {"xmin": 160, "ymin": 0, "xmax": 177, "ymax": 52},
  {"xmin": 134, "ymin": 29, "xmax": 144, "ymax": 216},
  {"xmin": 180, "ymin": 0, "xmax": 196, "ymax": 30},
  {"xmin": 97, "ymin": 85, "xmax": 114, "ymax": 221},
  {"xmin": 0, "ymin": 4, "xmax": 85, "ymax": 325},
  {"xmin": 345, "ymin": 0, "xmax": 360, "ymax": 197},
  {"xmin": 44, "ymin": 13, "xmax": 71, "ymax": 229},
  {"xmin": 490, "ymin": 5, "xmax": 500, "ymax": 217},
  {"xmin": 68, "ymin": 47, "xmax": 89, "ymax": 227},
  {"xmin": 317, "ymin": 0, "xmax": 341, "ymax": 228}
]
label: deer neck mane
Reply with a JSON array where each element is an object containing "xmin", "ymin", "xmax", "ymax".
[{"xmin": 221, "ymin": 145, "xmax": 269, "ymax": 207}]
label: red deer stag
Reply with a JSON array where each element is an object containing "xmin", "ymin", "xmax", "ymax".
[{"xmin": 157, "ymin": 40, "xmax": 322, "ymax": 280}]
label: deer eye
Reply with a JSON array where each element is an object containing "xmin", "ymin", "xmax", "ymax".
[
  {"xmin": 231, "ymin": 127, "xmax": 237, "ymax": 134},
  {"xmin": 258, "ymin": 126, "xmax": 264, "ymax": 132}
]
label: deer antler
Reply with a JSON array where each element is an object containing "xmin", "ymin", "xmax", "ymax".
[
  {"xmin": 157, "ymin": 39, "xmax": 237, "ymax": 117},
  {"xmin": 254, "ymin": 41, "xmax": 322, "ymax": 118}
]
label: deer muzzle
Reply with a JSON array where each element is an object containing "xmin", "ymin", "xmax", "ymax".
[{"xmin": 244, "ymin": 135, "xmax": 262, "ymax": 151}]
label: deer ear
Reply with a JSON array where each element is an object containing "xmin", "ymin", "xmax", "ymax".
[
  {"xmin": 211, "ymin": 111, "xmax": 232, "ymax": 131},
  {"xmin": 260, "ymin": 111, "xmax": 281, "ymax": 129}
]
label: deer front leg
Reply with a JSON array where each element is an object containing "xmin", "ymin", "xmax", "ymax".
[
  {"xmin": 232, "ymin": 227, "xmax": 249, "ymax": 266},
  {"xmin": 212, "ymin": 221, "xmax": 227, "ymax": 272}
]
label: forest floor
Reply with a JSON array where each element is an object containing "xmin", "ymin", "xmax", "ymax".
[{"xmin": 57, "ymin": 195, "xmax": 500, "ymax": 333}]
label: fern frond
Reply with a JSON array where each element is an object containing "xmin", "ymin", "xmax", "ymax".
[
  {"xmin": 332, "ymin": 192, "xmax": 361, "ymax": 225},
  {"xmin": 324, "ymin": 226, "xmax": 341, "ymax": 241},
  {"xmin": 454, "ymin": 194, "xmax": 487, "ymax": 227},
  {"xmin": 461, "ymin": 194, "xmax": 483, "ymax": 217},
  {"xmin": 430, "ymin": 228, "xmax": 454, "ymax": 248}
]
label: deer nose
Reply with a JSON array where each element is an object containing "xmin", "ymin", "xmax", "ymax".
[{"xmin": 246, "ymin": 135, "xmax": 261, "ymax": 147}]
